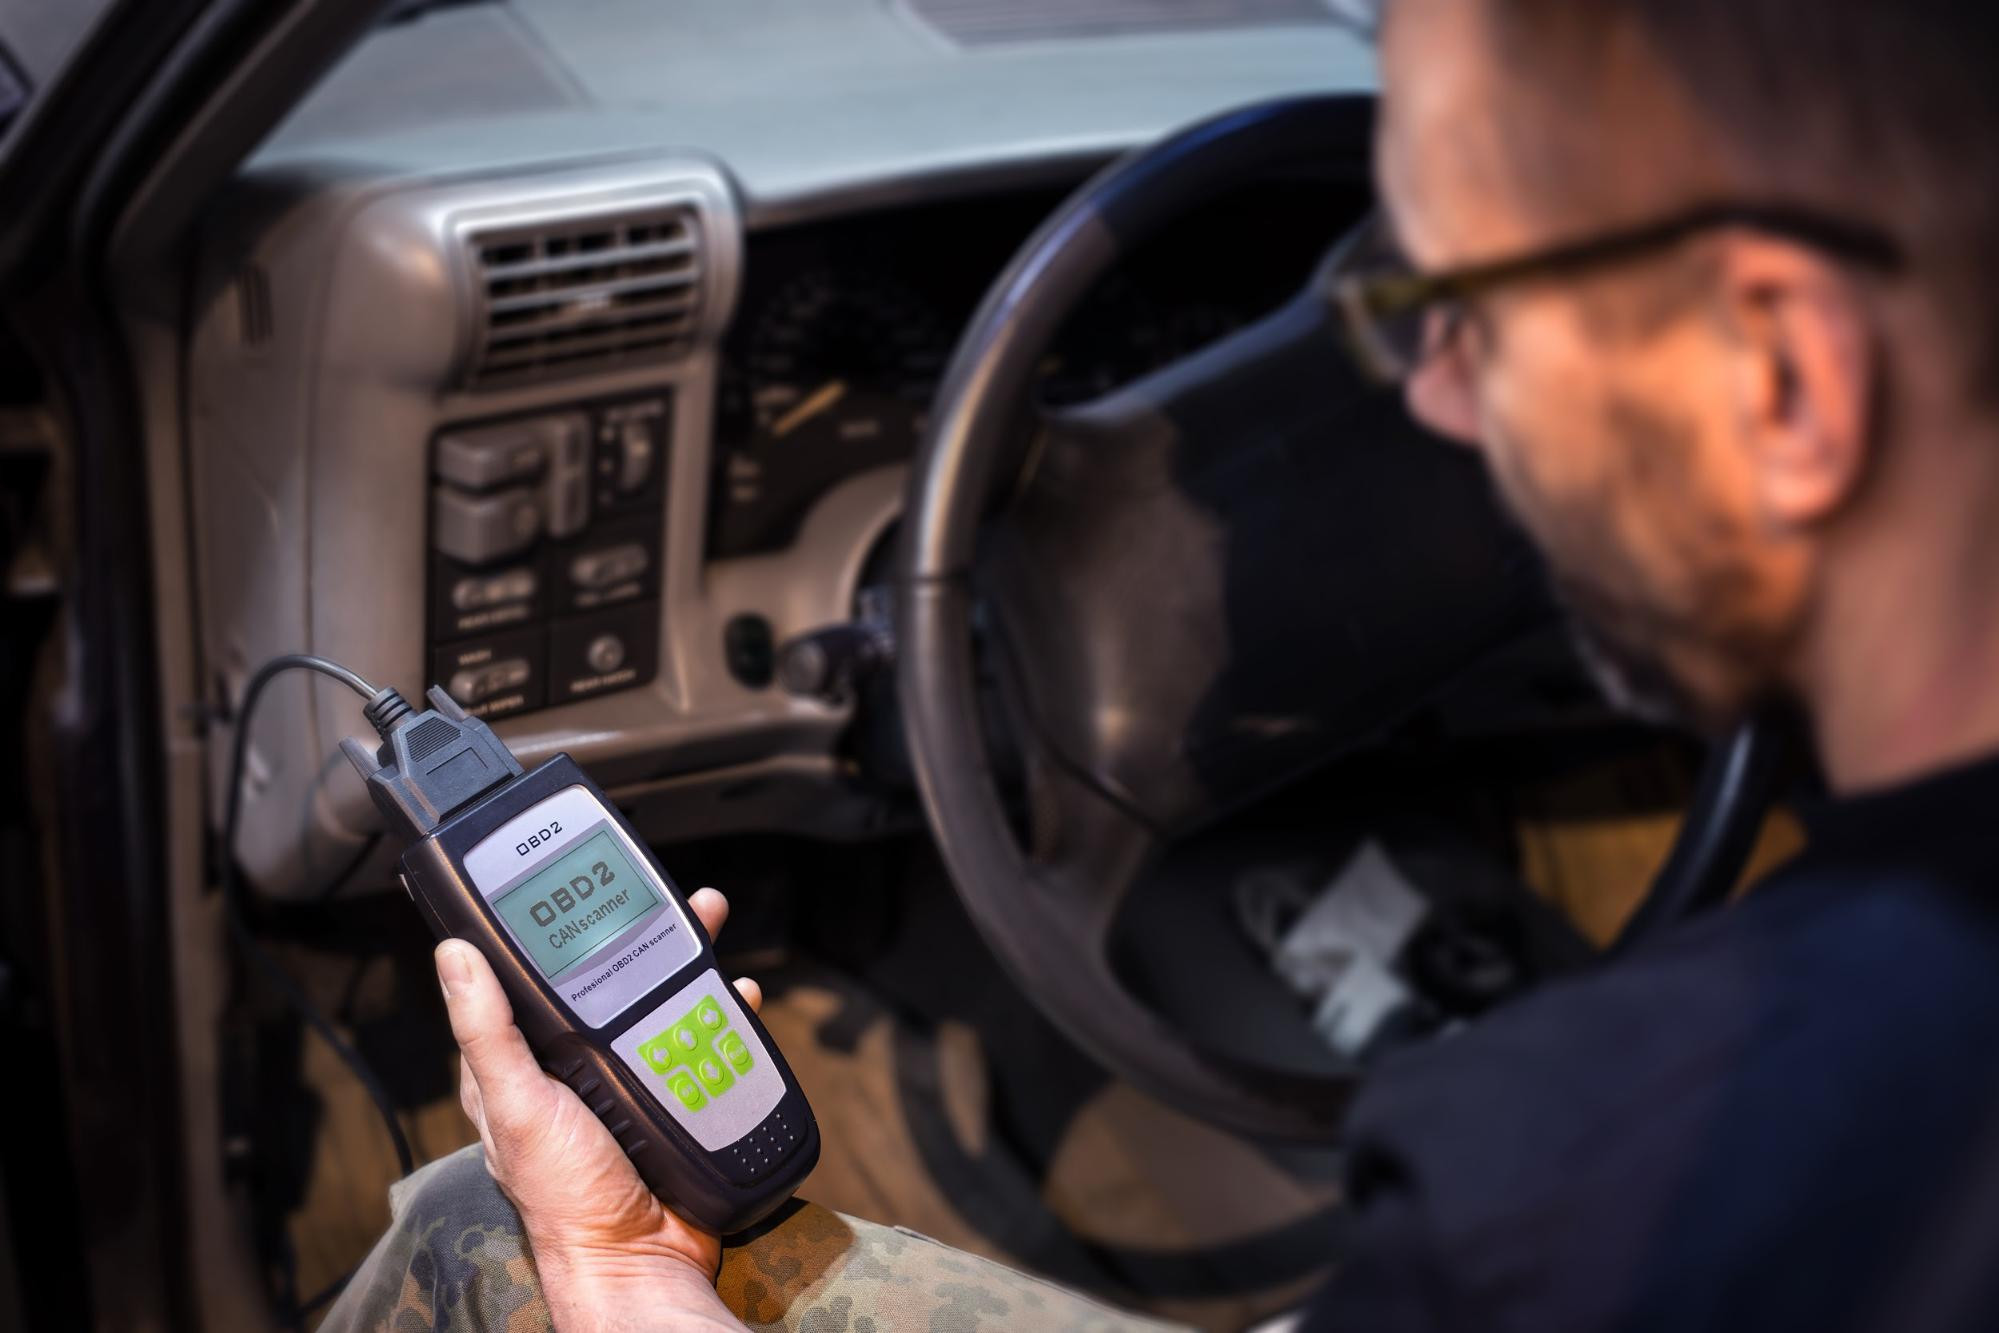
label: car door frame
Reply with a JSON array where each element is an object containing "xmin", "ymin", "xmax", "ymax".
[{"xmin": 0, "ymin": 1, "xmax": 390, "ymax": 1324}]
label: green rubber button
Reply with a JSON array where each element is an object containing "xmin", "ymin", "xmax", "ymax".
[
  {"xmin": 698, "ymin": 1058, "xmax": 726, "ymax": 1088},
  {"xmin": 674, "ymin": 1024, "xmax": 699, "ymax": 1052},
  {"xmin": 718, "ymin": 1032, "xmax": 752, "ymax": 1072},
  {"xmin": 668, "ymin": 1073, "xmax": 705, "ymax": 1112},
  {"xmin": 697, "ymin": 1000, "xmax": 723, "ymax": 1029},
  {"xmin": 637, "ymin": 1034, "xmax": 677, "ymax": 1075}
]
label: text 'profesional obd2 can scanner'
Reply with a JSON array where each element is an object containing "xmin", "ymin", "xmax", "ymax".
[{"xmin": 341, "ymin": 684, "xmax": 819, "ymax": 1234}]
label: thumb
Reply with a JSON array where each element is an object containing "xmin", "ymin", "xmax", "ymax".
[{"xmin": 436, "ymin": 940, "xmax": 558, "ymax": 1136}]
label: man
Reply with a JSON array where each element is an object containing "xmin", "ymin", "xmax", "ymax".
[{"xmin": 329, "ymin": 0, "xmax": 1999, "ymax": 1327}]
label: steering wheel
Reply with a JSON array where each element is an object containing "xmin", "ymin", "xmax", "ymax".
[{"xmin": 896, "ymin": 95, "xmax": 1778, "ymax": 1142}]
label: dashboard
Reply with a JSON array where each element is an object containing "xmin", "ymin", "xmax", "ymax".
[
  {"xmin": 182, "ymin": 155, "xmax": 1370, "ymax": 899},
  {"xmin": 182, "ymin": 159, "xmax": 1371, "ymax": 898}
]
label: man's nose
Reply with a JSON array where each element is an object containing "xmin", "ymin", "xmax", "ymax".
[{"xmin": 1405, "ymin": 351, "xmax": 1482, "ymax": 449}]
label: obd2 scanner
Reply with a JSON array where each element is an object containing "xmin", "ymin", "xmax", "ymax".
[{"xmin": 340, "ymin": 683, "xmax": 818, "ymax": 1234}]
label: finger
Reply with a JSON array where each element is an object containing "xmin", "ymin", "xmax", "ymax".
[
  {"xmin": 689, "ymin": 886, "xmax": 730, "ymax": 940},
  {"xmin": 732, "ymin": 975, "xmax": 763, "ymax": 1014},
  {"xmin": 436, "ymin": 940, "xmax": 556, "ymax": 1136}
]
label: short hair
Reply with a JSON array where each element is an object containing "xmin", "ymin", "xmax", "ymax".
[{"xmin": 1382, "ymin": 0, "xmax": 1999, "ymax": 399}]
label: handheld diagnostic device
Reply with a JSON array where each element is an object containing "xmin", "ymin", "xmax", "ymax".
[{"xmin": 340, "ymin": 684, "xmax": 818, "ymax": 1234}]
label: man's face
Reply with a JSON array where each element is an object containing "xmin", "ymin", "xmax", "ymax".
[{"xmin": 1375, "ymin": 2, "xmax": 1812, "ymax": 728}]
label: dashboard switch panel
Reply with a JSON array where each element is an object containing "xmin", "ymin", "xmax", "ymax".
[{"xmin": 429, "ymin": 395, "xmax": 669, "ymax": 719}]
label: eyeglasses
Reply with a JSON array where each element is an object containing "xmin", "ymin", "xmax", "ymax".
[{"xmin": 1326, "ymin": 203, "xmax": 1907, "ymax": 384}]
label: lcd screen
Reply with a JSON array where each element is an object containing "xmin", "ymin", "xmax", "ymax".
[{"xmin": 494, "ymin": 826, "xmax": 663, "ymax": 982}]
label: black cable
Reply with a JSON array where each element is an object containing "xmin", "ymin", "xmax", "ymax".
[
  {"xmin": 315, "ymin": 831, "xmax": 385, "ymax": 903},
  {"xmin": 1613, "ymin": 711, "xmax": 1795, "ymax": 955},
  {"xmin": 220, "ymin": 655, "xmax": 416, "ymax": 1186}
]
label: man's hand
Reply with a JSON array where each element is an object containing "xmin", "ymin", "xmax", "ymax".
[{"xmin": 436, "ymin": 886, "xmax": 757, "ymax": 1332}]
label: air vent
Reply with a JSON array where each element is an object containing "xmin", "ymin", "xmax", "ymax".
[{"xmin": 464, "ymin": 206, "xmax": 703, "ymax": 390}]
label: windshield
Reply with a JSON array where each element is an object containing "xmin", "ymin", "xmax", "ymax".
[{"xmin": 267, "ymin": 0, "xmax": 1377, "ymax": 179}]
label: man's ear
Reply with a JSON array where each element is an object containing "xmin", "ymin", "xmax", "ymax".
[{"xmin": 1717, "ymin": 235, "xmax": 1878, "ymax": 529}]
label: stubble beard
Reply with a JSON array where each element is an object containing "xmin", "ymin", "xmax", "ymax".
[
  {"xmin": 1497, "ymin": 394, "xmax": 1789, "ymax": 736},
  {"xmin": 1555, "ymin": 578, "xmax": 1706, "ymax": 729}
]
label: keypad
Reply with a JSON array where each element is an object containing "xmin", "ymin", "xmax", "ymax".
[{"xmin": 636, "ymin": 996, "xmax": 757, "ymax": 1114}]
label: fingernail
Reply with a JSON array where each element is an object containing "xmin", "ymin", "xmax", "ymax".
[{"xmin": 437, "ymin": 941, "xmax": 473, "ymax": 998}]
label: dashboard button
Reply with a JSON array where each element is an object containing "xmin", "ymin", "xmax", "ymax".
[
  {"xmin": 435, "ymin": 415, "xmax": 582, "ymax": 491},
  {"xmin": 448, "ymin": 657, "xmax": 531, "ymax": 706},
  {"xmin": 450, "ymin": 566, "xmax": 538, "ymax": 612},
  {"xmin": 570, "ymin": 542, "xmax": 649, "ymax": 590},
  {"xmin": 550, "ymin": 602, "xmax": 658, "ymax": 704},
  {"xmin": 597, "ymin": 398, "xmax": 669, "ymax": 510},
  {"xmin": 616, "ymin": 417, "xmax": 657, "ymax": 495},
  {"xmin": 545, "ymin": 419, "xmax": 593, "ymax": 539},
  {"xmin": 585, "ymin": 634, "xmax": 626, "ymax": 675},
  {"xmin": 434, "ymin": 487, "xmax": 540, "ymax": 565},
  {"xmin": 431, "ymin": 628, "xmax": 544, "ymax": 720}
]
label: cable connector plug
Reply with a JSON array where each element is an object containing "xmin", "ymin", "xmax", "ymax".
[
  {"xmin": 341, "ymin": 685, "xmax": 524, "ymax": 843},
  {"xmin": 363, "ymin": 685, "xmax": 417, "ymax": 739}
]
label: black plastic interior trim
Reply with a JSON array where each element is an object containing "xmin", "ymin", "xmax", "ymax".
[
  {"xmin": 0, "ymin": 44, "xmax": 26, "ymax": 137},
  {"xmin": 13, "ymin": 274, "xmax": 190, "ymax": 1329},
  {"xmin": 0, "ymin": 0, "xmax": 212, "ymax": 278}
]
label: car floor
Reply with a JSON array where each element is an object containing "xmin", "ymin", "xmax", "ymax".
[{"xmin": 277, "ymin": 752, "xmax": 1804, "ymax": 1332}]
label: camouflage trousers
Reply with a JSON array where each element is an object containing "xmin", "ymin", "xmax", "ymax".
[{"xmin": 319, "ymin": 1145, "xmax": 1183, "ymax": 1331}]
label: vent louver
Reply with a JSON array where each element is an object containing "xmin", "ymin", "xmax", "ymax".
[{"xmin": 464, "ymin": 206, "xmax": 703, "ymax": 389}]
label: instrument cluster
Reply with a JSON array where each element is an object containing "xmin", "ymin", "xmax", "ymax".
[{"xmin": 710, "ymin": 180, "xmax": 1361, "ymax": 559}]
